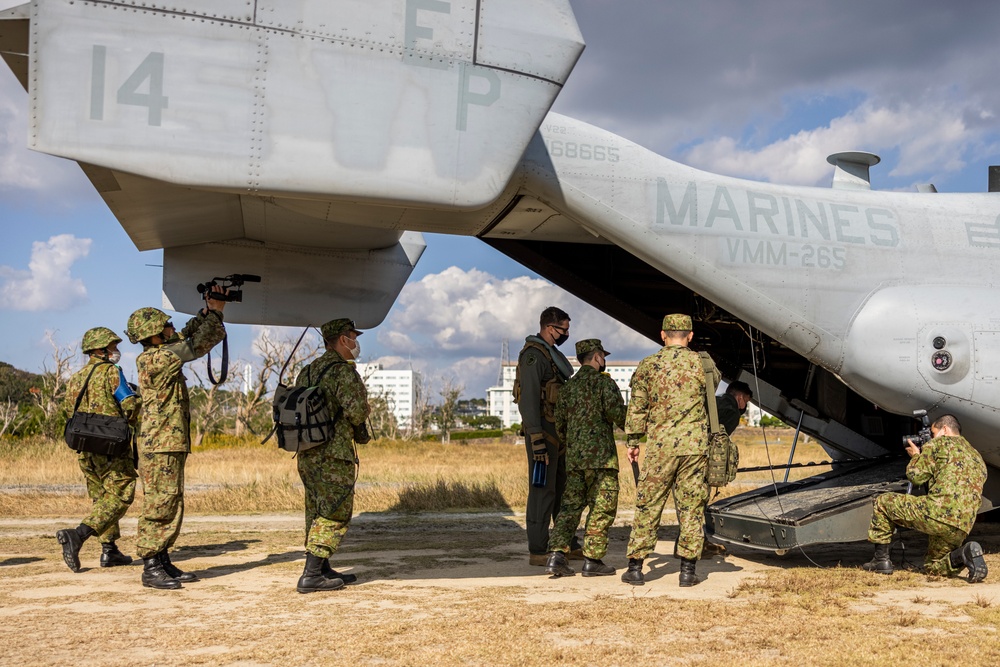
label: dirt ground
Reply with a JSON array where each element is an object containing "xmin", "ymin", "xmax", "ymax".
[{"xmin": 2, "ymin": 511, "xmax": 999, "ymax": 666}]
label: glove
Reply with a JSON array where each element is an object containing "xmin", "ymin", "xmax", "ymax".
[{"xmin": 529, "ymin": 433, "xmax": 548, "ymax": 463}]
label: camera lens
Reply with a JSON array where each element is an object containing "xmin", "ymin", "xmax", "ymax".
[{"xmin": 932, "ymin": 336, "xmax": 946, "ymax": 350}]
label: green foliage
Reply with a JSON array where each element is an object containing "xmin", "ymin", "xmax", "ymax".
[
  {"xmin": 760, "ymin": 414, "xmax": 787, "ymax": 428},
  {"xmin": 463, "ymin": 415, "xmax": 502, "ymax": 430},
  {"xmin": 0, "ymin": 361, "xmax": 40, "ymax": 403},
  {"xmin": 449, "ymin": 429, "xmax": 504, "ymax": 441}
]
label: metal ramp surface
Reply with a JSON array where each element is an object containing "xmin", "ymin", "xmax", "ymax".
[{"xmin": 706, "ymin": 459, "xmax": 909, "ymax": 551}]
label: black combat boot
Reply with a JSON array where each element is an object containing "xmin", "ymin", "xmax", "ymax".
[
  {"xmin": 862, "ymin": 543, "xmax": 894, "ymax": 575},
  {"xmin": 159, "ymin": 552, "xmax": 198, "ymax": 582},
  {"xmin": 100, "ymin": 542, "xmax": 133, "ymax": 567},
  {"xmin": 321, "ymin": 558, "xmax": 357, "ymax": 584},
  {"xmin": 297, "ymin": 553, "xmax": 345, "ymax": 593},
  {"xmin": 679, "ymin": 557, "xmax": 701, "ymax": 587},
  {"xmin": 55, "ymin": 529, "xmax": 85, "ymax": 572},
  {"xmin": 545, "ymin": 551, "xmax": 575, "ymax": 578},
  {"xmin": 949, "ymin": 542, "xmax": 988, "ymax": 583},
  {"xmin": 581, "ymin": 557, "xmax": 616, "ymax": 577},
  {"xmin": 141, "ymin": 554, "xmax": 182, "ymax": 590},
  {"xmin": 621, "ymin": 558, "xmax": 644, "ymax": 585}
]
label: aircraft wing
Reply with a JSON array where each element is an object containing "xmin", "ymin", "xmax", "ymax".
[{"xmin": 0, "ymin": 0, "xmax": 584, "ymax": 325}]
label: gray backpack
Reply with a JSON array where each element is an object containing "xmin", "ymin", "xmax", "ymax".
[
  {"xmin": 271, "ymin": 361, "xmax": 343, "ymax": 453},
  {"xmin": 264, "ymin": 328, "xmax": 343, "ymax": 453}
]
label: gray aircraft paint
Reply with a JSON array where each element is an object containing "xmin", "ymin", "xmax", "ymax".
[{"xmin": 3, "ymin": 0, "xmax": 1000, "ymax": 467}]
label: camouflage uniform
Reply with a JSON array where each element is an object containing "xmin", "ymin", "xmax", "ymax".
[
  {"xmin": 549, "ymin": 342, "xmax": 626, "ymax": 560},
  {"xmin": 869, "ymin": 435, "xmax": 986, "ymax": 576},
  {"xmin": 63, "ymin": 356, "xmax": 140, "ymax": 543},
  {"xmin": 296, "ymin": 324, "xmax": 370, "ymax": 559},
  {"xmin": 517, "ymin": 335, "xmax": 574, "ymax": 555},
  {"xmin": 134, "ymin": 309, "xmax": 226, "ymax": 559},
  {"xmin": 625, "ymin": 318, "xmax": 710, "ymax": 562}
]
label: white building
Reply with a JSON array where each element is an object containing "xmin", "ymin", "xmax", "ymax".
[
  {"xmin": 487, "ymin": 361, "xmax": 638, "ymax": 429},
  {"xmin": 355, "ymin": 363, "xmax": 415, "ymax": 428},
  {"xmin": 488, "ymin": 361, "xmax": 764, "ymax": 430}
]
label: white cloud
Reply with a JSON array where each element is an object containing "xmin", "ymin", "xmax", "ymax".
[
  {"xmin": 375, "ymin": 266, "xmax": 661, "ymax": 396},
  {"xmin": 681, "ymin": 101, "xmax": 975, "ymax": 187},
  {"xmin": 0, "ymin": 235, "xmax": 92, "ymax": 311}
]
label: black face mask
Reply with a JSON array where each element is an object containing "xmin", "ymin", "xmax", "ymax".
[{"xmin": 554, "ymin": 332, "xmax": 569, "ymax": 346}]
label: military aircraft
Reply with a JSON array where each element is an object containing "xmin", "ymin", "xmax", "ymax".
[{"xmin": 2, "ymin": 0, "xmax": 997, "ymax": 551}]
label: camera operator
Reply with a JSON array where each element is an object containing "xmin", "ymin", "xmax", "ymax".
[
  {"xmin": 863, "ymin": 414, "xmax": 988, "ymax": 582},
  {"xmin": 124, "ymin": 286, "xmax": 227, "ymax": 590}
]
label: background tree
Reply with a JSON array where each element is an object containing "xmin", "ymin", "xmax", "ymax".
[
  {"xmin": 30, "ymin": 332, "xmax": 77, "ymax": 438},
  {"xmin": 434, "ymin": 377, "xmax": 463, "ymax": 443},
  {"xmin": 407, "ymin": 370, "xmax": 433, "ymax": 439},
  {"xmin": 233, "ymin": 328, "xmax": 319, "ymax": 438},
  {"xmin": 188, "ymin": 364, "xmax": 238, "ymax": 447}
]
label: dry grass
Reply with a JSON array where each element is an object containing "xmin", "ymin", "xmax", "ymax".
[
  {"xmin": 0, "ymin": 427, "xmax": 842, "ymax": 518},
  {"xmin": 2, "ymin": 518, "xmax": 999, "ymax": 667}
]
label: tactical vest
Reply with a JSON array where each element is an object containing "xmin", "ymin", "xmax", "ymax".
[{"xmin": 512, "ymin": 340, "xmax": 565, "ymax": 423}]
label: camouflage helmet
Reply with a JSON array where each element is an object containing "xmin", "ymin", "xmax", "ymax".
[
  {"xmin": 81, "ymin": 326, "xmax": 121, "ymax": 353},
  {"xmin": 126, "ymin": 307, "xmax": 171, "ymax": 344}
]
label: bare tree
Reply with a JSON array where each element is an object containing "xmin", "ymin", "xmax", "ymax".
[
  {"xmin": 31, "ymin": 331, "xmax": 78, "ymax": 437},
  {"xmin": 188, "ymin": 365, "xmax": 237, "ymax": 447},
  {"xmin": 0, "ymin": 399, "xmax": 28, "ymax": 437},
  {"xmin": 434, "ymin": 376, "xmax": 464, "ymax": 443},
  {"xmin": 406, "ymin": 370, "xmax": 433, "ymax": 439},
  {"xmin": 235, "ymin": 329, "xmax": 319, "ymax": 438}
]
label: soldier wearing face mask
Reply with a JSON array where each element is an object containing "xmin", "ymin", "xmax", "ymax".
[
  {"xmin": 56, "ymin": 327, "xmax": 141, "ymax": 572},
  {"xmin": 514, "ymin": 306, "xmax": 579, "ymax": 566},
  {"xmin": 293, "ymin": 318, "xmax": 370, "ymax": 593}
]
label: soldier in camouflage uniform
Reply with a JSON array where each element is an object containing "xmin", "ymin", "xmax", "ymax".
[
  {"xmin": 545, "ymin": 339, "xmax": 625, "ymax": 578},
  {"xmin": 863, "ymin": 414, "xmax": 988, "ymax": 582},
  {"xmin": 294, "ymin": 318, "xmax": 370, "ymax": 593},
  {"xmin": 55, "ymin": 327, "xmax": 140, "ymax": 572},
  {"xmin": 126, "ymin": 293, "xmax": 226, "ymax": 590},
  {"xmin": 516, "ymin": 306, "xmax": 580, "ymax": 566},
  {"xmin": 622, "ymin": 314, "xmax": 712, "ymax": 587}
]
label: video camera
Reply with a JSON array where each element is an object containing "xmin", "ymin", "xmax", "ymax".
[
  {"xmin": 901, "ymin": 409, "xmax": 933, "ymax": 447},
  {"xmin": 196, "ymin": 274, "xmax": 261, "ymax": 303}
]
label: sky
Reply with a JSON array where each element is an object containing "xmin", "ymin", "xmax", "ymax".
[{"xmin": 4, "ymin": 1, "xmax": 1000, "ymax": 398}]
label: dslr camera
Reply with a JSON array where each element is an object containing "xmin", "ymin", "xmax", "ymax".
[
  {"xmin": 196, "ymin": 273, "xmax": 261, "ymax": 303},
  {"xmin": 901, "ymin": 409, "xmax": 932, "ymax": 447}
]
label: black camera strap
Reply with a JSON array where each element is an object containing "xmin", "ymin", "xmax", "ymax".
[{"xmin": 207, "ymin": 333, "xmax": 229, "ymax": 386}]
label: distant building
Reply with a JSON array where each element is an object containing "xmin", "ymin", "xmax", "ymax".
[
  {"xmin": 487, "ymin": 361, "xmax": 638, "ymax": 429},
  {"xmin": 356, "ymin": 363, "xmax": 415, "ymax": 428},
  {"xmin": 488, "ymin": 361, "xmax": 765, "ymax": 430}
]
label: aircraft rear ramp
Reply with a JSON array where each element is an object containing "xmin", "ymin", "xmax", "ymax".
[{"xmin": 706, "ymin": 459, "xmax": 909, "ymax": 551}]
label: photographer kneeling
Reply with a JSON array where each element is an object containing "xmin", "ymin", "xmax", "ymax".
[{"xmin": 863, "ymin": 414, "xmax": 988, "ymax": 582}]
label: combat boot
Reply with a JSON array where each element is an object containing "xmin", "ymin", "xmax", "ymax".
[
  {"xmin": 55, "ymin": 528, "xmax": 85, "ymax": 572},
  {"xmin": 545, "ymin": 551, "xmax": 575, "ymax": 578},
  {"xmin": 159, "ymin": 551, "xmax": 198, "ymax": 582},
  {"xmin": 141, "ymin": 554, "xmax": 182, "ymax": 590},
  {"xmin": 321, "ymin": 558, "xmax": 357, "ymax": 584},
  {"xmin": 297, "ymin": 553, "xmax": 345, "ymax": 593},
  {"xmin": 862, "ymin": 543, "xmax": 894, "ymax": 575},
  {"xmin": 621, "ymin": 558, "xmax": 644, "ymax": 585},
  {"xmin": 679, "ymin": 557, "xmax": 701, "ymax": 587},
  {"xmin": 950, "ymin": 541, "xmax": 988, "ymax": 583},
  {"xmin": 581, "ymin": 557, "xmax": 616, "ymax": 577},
  {"xmin": 100, "ymin": 542, "xmax": 133, "ymax": 567}
]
